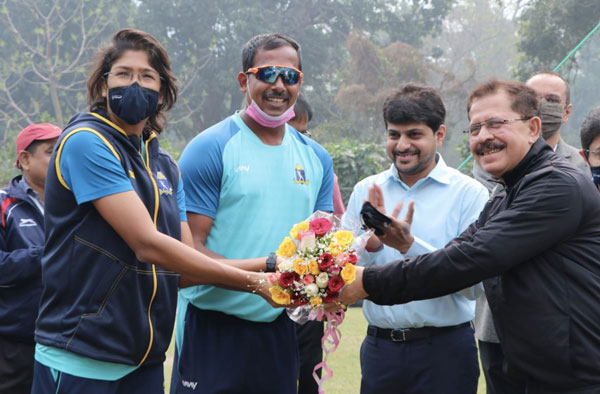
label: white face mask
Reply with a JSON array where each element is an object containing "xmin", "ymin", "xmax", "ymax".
[{"xmin": 245, "ymin": 100, "xmax": 296, "ymax": 128}]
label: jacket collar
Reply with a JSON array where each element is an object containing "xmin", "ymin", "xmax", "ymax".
[
  {"xmin": 6, "ymin": 175, "xmax": 43, "ymax": 209},
  {"xmin": 7, "ymin": 175, "xmax": 30, "ymax": 199},
  {"xmin": 500, "ymin": 137, "xmax": 552, "ymax": 188},
  {"xmin": 90, "ymin": 110, "xmax": 159, "ymax": 164}
]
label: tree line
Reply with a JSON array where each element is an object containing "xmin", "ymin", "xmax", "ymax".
[{"xmin": 1, "ymin": 0, "xmax": 599, "ymax": 199}]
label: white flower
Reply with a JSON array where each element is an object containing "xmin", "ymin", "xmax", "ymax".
[
  {"xmin": 300, "ymin": 232, "xmax": 316, "ymax": 252},
  {"xmin": 316, "ymin": 272, "xmax": 329, "ymax": 288},
  {"xmin": 279, "ymin": 259, "xmax": 293, "ymax": 272},
  {"xmin": 305, "ymin": 283, "xmax": 319, "ymax": 297}
]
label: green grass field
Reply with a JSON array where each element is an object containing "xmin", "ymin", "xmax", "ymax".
[{"xmin": 164, "ymin": 307, "xmax": 486, "ymax": 393}]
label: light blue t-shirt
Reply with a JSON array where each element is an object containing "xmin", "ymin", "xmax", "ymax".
[
  {"xmin": 178, "ymin": 113, "xmax": 333, "ymax": 326},
  {"xmin": 35, "ymin": 130, "xmax": 186, "ymax": 381},
  {"xmin": 342, "ymin": 154, "xmax": 489, "ymax": 329}
]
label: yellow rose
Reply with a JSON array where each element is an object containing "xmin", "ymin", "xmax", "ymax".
[
  {"xmin": 276, "ymin": 237, "xmax": 297, "ymax": 258},
  {"xmin": 333, "ymin": 230, "xmax": 354, "ymax": 248},
  {"xmin": 310, "ymin": 297, "xmax": 323, "ymax": 309},
  {"xmin": 308, "ymin": 259, "xmax": 320, "ymax": 275},
  {"xmin": 289, "ymin": 221, "xmax": 310, "ymax": 240},
  {"xmin": 269, "ymin": 286, "xmax": 291, "ymax": 305},
  {"xmin": 341, "ymin": 263, "xmax": 356, "ymax": 284},
  {"xmin": 293, "ymin": 258, "xmax": 309, "ymax": 275},
  {"xmin": 329, "ymin": 241, "xmax": 345, "ymax": 257}
]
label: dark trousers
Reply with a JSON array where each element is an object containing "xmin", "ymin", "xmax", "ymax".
[
  {"xmin": 479, "ymin": 340, "xmax": 600, "ymax": 394},
  {"xmin": 296, "ymin": 320, "xmax": 324, "ymax": 394},
  {"xmin": 0, "ymin": 336, "xmax": 35, "ymax": 394},
  {"xmin": 360, "ymin": 324, "xmax": 479, "ymax": 394},
  {"xmin": 478, "ymin": 340, "xmax": 526, "ymax": 394},
  {"xmin": 31, "ymin": 360, "xmax": 164, "ymax": 394},
  {"xmin": 170, "ymin": 306, "xmax": 298, "ymax": 394}
]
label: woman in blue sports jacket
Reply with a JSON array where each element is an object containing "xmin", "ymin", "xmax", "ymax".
[{"xmin": 31, "ymin": 29, "xmax": 274, "ymax": 394}]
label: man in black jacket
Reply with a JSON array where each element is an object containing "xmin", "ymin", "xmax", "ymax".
[{"xmin": 335, "ymin": 79, "xmax": 600, "ymax": 393}]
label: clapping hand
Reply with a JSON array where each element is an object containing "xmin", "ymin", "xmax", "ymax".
[{"xmin": 366, "ymin": 184, "xmax": 415, "ymax": 254}]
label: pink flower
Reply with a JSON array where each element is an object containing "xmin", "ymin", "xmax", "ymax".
[
  {"xmin": 299, "ymin": 231, "xmax": 316, "ymax": 251},
  {"xmin": 266, "ymin": 272, "xmax": 280, "ymax": 286},
  {"xmin": 329, "ymin": 266, "xmax": 340, "ymax": 275},
  {"xmin": 335, "ymin": 253, "xmax": 349, "ymax": 267},
  {"xmin": 302, "ymin": 275, "xmax": 315, "ymax": 285},
  {"xmin": 309, "ymin": 218, "xmax": 332, "ymax": 237}
]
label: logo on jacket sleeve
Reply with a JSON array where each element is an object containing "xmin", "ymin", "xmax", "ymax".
[
  {"xmin": 19, "ymin": 218, "xmax": 38, "ymax": 227},
  {"xmin": 294, "ymin": 164, "xmax": 309, "ymax": 185},
  {"xmin": 156, "ymin": 171, "xmax": 173, "ymax": 195}
]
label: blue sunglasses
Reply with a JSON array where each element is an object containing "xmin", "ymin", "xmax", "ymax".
[{"xmin": 246, "ymin": 65, "xmax": 303, "ymax": 85}]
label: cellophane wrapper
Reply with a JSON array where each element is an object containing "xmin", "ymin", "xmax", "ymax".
[{"xmin": 267, "ymin": 211, "xmax": 372, "ymax": 323}]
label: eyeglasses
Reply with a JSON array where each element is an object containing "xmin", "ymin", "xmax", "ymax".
[
  {"xmin": 464, "ymin": 117, "xmax": 532, "ymax": 137},
  {"xmin": 104, "ymin": 70, "xmax": 163, "ymax": 84},
  {"xmin": 584, "ymin": 149, "xmax": 600, "ymax": 160},
  {"xmin": 246, "ymin": 65, "xmax": 303, "ymax": 85}
]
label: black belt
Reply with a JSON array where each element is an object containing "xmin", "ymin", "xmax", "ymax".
[{"xmin": 366, "ymin": 322, "xmax": 471, "ymax": 342}]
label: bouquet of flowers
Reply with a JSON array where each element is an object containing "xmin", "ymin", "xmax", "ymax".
[
  {"xmin": 268, "ymin": 211, "xmax": 369, "ymax": 314},
  {"xmin": 267, "ymin": 211, "xmax": 371, "ymax": 393}
]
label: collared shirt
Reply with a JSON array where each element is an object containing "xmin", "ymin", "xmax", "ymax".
[
  {"xmin": 342, "ymin": 154, "xmax": 489, "ymax": 329},
  {"xmin": 18, "ymin": 177, "xmax": 44, "ymax": 215}
]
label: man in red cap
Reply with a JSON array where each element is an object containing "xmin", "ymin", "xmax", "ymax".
[{"xmin": 0, "ymin": 123, "xmax": 61, "ymax": 394}]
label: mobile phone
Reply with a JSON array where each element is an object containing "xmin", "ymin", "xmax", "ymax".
[{"xmin": 360, "ymin": 201, "xmax": 392, "ymax": 236}]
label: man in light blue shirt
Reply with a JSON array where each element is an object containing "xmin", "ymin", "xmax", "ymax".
[
  {"xmin": 171, "ymin": 34, "xmax": 333, "ymax": 394},
  {"xmin": 342, "ymin": 84, "xmax": 489, "ymax": 394}
]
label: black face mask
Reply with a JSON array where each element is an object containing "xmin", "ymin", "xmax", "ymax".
[
  {"xmin": 108, "ymin": 82, "xmax": 159, "ymax": 125},
  {"xmin": 590, "ymin": 166, "xmax": 600, "ymax": 189},
  {"xmin": 360, "ymin": 201, "xmax": 392, "ymax": 236}
]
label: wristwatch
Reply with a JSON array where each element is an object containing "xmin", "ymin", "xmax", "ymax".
[{"xmin": 265, "ymin": 252, "xmax": 277, "ymax": 272}]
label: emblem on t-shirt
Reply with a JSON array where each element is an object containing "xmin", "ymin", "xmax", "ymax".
[
  {"xmin": 294, "ymin": 164, "xmax": 309, "ymax": 185},
  {"xmin": 156, "ymin": 171, "xmax": 173, "ymax": 195}
]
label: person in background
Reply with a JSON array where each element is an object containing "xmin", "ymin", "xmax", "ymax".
[
  {"xmin": 287, "ymin": 93, "xmax": 342, "ymax": 394},
  {"xmin": 342, "ymin": 84, "xmax": 488, "ymax": 394},
  {"xmin": 526, "ymin": 71, "xmax": 587, "ymax": 172},
  {"xmin": 579, "ymin": 107, "xmax": 600, "ymax": 191},
  {"xmin": 32, "ymin": 29, "xmax": 274, "ymax": 394},
  {"xmin": 0, "ymin": 123, "xmax": 61, "ymax": 394},
  {"xmin": 474, "ymin": 72, "xmax": 588, "ymax": 394},
  {"xmin": 171, "ymin": 33, "xmax": 334, "ymax": 394},
  {"xmin": 289, "ymin": 93, "xmax": 345, "ymax": 217},
  {"xmin": 336, "ymin": 79, "xmax": 600, "ymax": 394}
]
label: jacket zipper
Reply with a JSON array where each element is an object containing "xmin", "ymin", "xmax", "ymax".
[{"xmin": 138, "ymin": 133, "xmax": 160, "ymax": 366}]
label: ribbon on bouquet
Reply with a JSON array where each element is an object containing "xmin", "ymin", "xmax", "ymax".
[{"xmin": 312, "ymin": 309, "xmax": 345, "ymax": 394}]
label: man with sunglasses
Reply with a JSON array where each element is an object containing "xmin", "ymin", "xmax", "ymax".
[
  {"xmin": 340, "ymin": 84, "xmax": 488, "ymax": 394},
  {"xmin": 334, "ymin": 79, "xmax": 600, "ymax": 393},
  {"xmin": 172, "ymin": 34, "xmax": 334, "ymax": 394}
]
